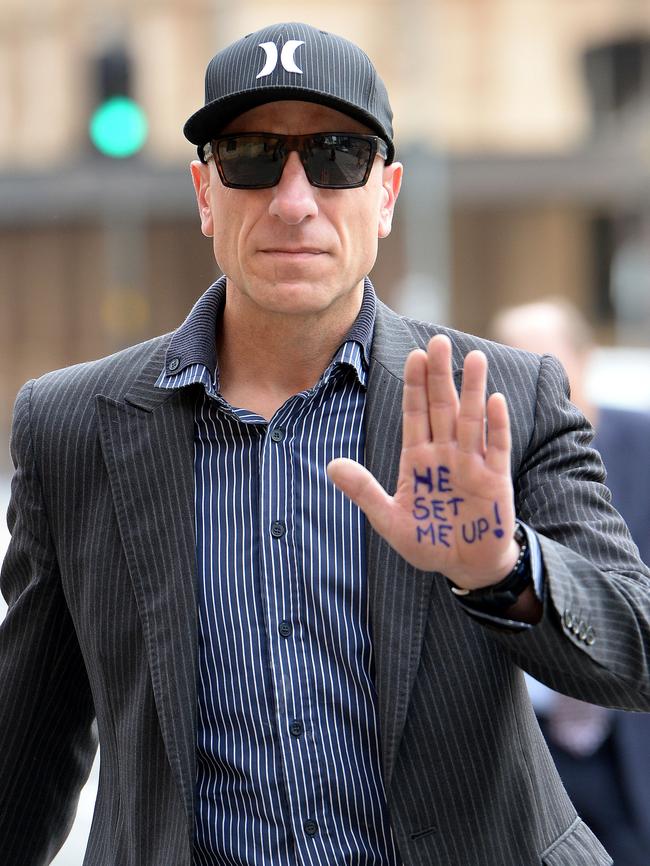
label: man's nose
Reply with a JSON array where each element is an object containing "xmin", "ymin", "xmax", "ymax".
[{"xmin": 268, "ymin": 151, "xmax": 319, "ymax": 224}]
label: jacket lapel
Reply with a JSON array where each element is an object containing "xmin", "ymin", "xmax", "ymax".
[
  {"xmin": 365, "ymin": 302, "xmax": 463, "ymax": 788},
  {"xmin": 96, "ymin": 341, "xmax": 198, "ymax": 827}
]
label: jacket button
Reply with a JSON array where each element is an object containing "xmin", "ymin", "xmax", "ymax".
[
  {"xmin": 585, "ymin": 627, "xmax": 596, "ymax": 645},
  {"xmin": 578, "ymin": 621, "xmax": 588, "ymax": 640},
  {"xmin": 271, "ymin": 521, "xmax": 286, "ymax": 538},
  {"xmin": 563, "ymin": 609, "xmax": 573, "ymax": 630}
]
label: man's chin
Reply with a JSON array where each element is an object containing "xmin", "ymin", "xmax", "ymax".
[
  {"xmin": 255, "ymin": 287, "xmax": 337, "ymax": 316},
  {"xmin": 245, "ymin": 278, "xmax": 359, "ymax": 318}
]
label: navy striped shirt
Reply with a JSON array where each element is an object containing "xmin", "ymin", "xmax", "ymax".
[{"xmin": 156, "ymin": 277, "xmax": 400, "ymax": 866}]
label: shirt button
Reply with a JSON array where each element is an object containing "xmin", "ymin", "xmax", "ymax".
[
  {"xmin": 304, "ymin": 819, "xmax": 318, "ymax": 837},
  {"xmin": 270, "ymin": 428, "xmax": 285, "ymax": 442},
  {"xmin": 271, "ymin": 521, "xmax": 286, "ymax": 538},
  {"xmin": 289, "ymin": 720, "xmax": 304, "ymax": 738},
  {"xmin": 167, "ymin": 357, "xmax": 180, "ymax": 372},
  {"xmin": 278, "ymin": 620, "xmax": 293, "ymax": 638}
]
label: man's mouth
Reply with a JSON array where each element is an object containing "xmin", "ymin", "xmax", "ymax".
[{"xmin": 261, "ymin": 247, "xmax": 324, "ymax": 255}]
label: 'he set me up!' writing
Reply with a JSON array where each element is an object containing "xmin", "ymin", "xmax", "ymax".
[{"xmin": 412, "ymin": 465, "xmax": 504, "ymax": 547}]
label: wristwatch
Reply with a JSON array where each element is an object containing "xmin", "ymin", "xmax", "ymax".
[{"xmin": 448, "ymin": 522, "xmax": 532, "ymax": 617}]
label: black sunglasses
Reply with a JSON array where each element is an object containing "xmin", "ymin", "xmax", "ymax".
[{"xmin": 202, "ymin": 132, "xmax": 388, "ymax": 190}]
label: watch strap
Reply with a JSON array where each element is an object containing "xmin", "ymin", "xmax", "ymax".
[{"xmin": 448, "ymin": 521, "xmax": 532, "ymax": 617}]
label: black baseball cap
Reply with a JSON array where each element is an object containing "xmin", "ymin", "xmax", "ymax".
[{"xmin": 183, "ymin": 22, "xmax": 394, "ymax": 164}]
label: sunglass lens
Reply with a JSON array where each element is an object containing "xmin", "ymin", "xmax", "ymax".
[
  {"xmin": 306, "ymin": 135, "xmax": 373, "ymax": 188},
  {"xmin": 217, "ymin": 136, "xmax": 283, "ymax": 188}
]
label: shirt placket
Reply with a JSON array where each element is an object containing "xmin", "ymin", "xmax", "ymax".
[{"xmin": 259, "ymin": 396, "xmax": 328, "ymax": 856}]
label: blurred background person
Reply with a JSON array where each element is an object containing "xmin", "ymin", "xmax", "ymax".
[{"xmin": 490, "ymin": 297, "xmax": 650, "ymax": 866}]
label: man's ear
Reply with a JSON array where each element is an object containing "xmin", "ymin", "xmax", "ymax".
[
  {"xmin": 190, "ymin": 160, "xmax": 214, "ymax": 238},
  {"xmin": 378, "ymin": 161, "xmax": 403, "ymax": 239}
]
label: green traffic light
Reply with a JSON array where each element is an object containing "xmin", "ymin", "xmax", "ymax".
[{"xmin": 89, "ymin": 96, "xmax": 148, "ymax": 158}]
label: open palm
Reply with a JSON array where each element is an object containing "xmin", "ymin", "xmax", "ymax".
[{"xmin": 327, "ymin": 334, "xmax": 519, "ymax": 589}]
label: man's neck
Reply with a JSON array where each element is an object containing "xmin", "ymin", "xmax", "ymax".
[{"xmin": 216, "ymin": 282, "xmax": 365, "ymax": 420}]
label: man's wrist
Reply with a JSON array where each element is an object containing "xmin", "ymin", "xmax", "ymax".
[
  {"xmin": 448, "ymin": 522, "xmax": 533, "ymax": 617},
  {"xmin": 449, "ymin": 536, "xmax": 521, "ymax": 591}
]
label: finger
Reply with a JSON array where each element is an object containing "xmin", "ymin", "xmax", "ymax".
[
  {"xmin": 485, "ymin": 392, "xmax": 512, "ymax": 475},
  {"xmin": 402, "ymin": 349, "xmax": 432, "ymax": 448},
  {"xmin": 457, "ymin": 350, "xmax": 487, "ymax": 454},
  {"xmin": 327, "ymin": 458, "xmax": 395, "ymax": 540},
  {"xmin": 426, "ymin": 334, "xmax": 459, "ymax": 444}
]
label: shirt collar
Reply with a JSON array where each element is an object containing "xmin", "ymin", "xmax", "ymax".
[
  {"xmin": 157, "ymin": 275, "xmax": 376, "ymax": 390},
  {"xmin": 344, "ymin": 277, "xmax": 375, "ymax": 369},
  {"xmin": 162, "ymin": 276, "xmax": 226, "ymax": 378}
]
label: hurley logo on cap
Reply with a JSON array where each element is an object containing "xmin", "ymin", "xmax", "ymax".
[{"xmin": 256, "ymin": 40, "xmax": 305, "ymax": 78}]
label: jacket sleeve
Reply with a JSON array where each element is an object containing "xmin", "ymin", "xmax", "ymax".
[
  {"xmin": 0, "ymin": 381, "xmax": 97, "ymax": 866},
  {"xmin": 490, "ymin": 353, "xmax": 650, "ymax": 711}
]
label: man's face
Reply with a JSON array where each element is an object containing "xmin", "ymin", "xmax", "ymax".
[{"xmin": 191, "ymin": 100, "xmax": 402, "ymax": 320}]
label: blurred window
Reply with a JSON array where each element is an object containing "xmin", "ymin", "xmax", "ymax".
[{"xmin": 583, "ymin": 37, "xmax": 650, "ymax": 126}]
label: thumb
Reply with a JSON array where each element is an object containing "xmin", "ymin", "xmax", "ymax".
[{"xmin": 327, "ymin": 458, "xmax": 394, "ymax": 537}]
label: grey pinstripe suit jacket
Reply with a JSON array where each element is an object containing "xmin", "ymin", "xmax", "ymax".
[{"xmin": 2, "ymin": 297, "xmax": 650, "ymax": 866}]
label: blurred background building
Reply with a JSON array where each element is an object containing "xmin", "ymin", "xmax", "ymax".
[
  {"xmin": 2, "ymin": 0, "xmax": 650, "ymax": 468},
  {"xmin": 1, "ymin": 1, "xmax": 650, "ymax": 862}
]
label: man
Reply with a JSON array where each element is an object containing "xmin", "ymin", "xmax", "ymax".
[
  {"xmin": 490, "ymin": 298, "xmax": 650, "ymax": 866},
  {"xmin": 0, "ymin": 21, "xmax": 649, "ymax": 866}
]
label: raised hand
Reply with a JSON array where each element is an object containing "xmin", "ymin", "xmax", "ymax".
[{"xmin": 327, "ymin": 334, "xmax": 520, "ymax": 590}]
